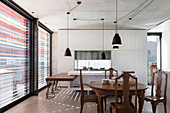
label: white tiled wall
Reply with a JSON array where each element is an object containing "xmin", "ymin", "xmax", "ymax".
[{"xmin": 55, "ymin": 30, "xmax": 147, "ymax": 85}]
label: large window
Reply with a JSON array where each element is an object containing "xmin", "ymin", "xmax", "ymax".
[
  {"xmin": 0, "ymin": 2, "xmax": 30, "ymax": 108},
  {"xmin": 38, "ymin": 26, "xmax": 50, "ymax": 89}
]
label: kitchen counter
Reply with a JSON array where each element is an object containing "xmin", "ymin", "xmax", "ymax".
[
  {"xmin": 67, "ymin": 70, "xmax": 135, "ymax": 90},
  {"xmin": 68, "ymin": 70, "xmax": 122, "ymax": 76},
  {"xmin": 67, "ymin": 70, "xmax": 122, "ymax": 91},
  {"xmin": 68, "ymin": 71, "xmax": 105, "ymax": 76}
]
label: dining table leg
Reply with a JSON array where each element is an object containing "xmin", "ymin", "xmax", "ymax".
[
  {"xmin": 98, "ymin": 96, "xmax": 103, "ymax": 113},
  {"xmin": 138, "ymin": 90, "xmax": 145, "ymax": 113}
]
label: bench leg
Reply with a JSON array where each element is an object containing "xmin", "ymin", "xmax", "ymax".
[
  {"xmin": 55, "ymin": 81, "xmax": 59, "ymax": 91},
  {"xmin": 46, "ymin": 83, "xmax": 51, "ymax": 99},
  {"xmin": 51, "ymin": 81, "xmax": 55, "ymax": 94}
]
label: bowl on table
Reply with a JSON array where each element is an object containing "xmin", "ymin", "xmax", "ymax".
[
  {"xmin": 111, "ymin": 77, "xmax": 116, "ymax": 80},
  {"xmin": 109, "ymin": 79, "xmax": 115, "ymax": 85},
  {"xmin": 102, "ymin": 79, "xmax": 110, "ymax": 84},
  {"xmin": 129, "ymin": 80, "xmax": 136, "ymax": 85}
]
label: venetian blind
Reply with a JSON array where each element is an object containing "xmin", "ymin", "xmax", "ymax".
[
  {"xmin": 0, "ymin": 2, "xmax": 30, "ymax": 108},
  {"xmin": 38, "ymin": 26, "xmax": 50, "ymax": 89}
]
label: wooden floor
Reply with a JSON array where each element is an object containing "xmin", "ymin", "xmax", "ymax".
[{"xmin": 5, "ymin": 87, "xmax": 170, "ymax": 113}]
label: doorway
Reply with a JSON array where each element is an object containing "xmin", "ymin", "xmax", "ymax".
[{"xmin": 147, "ymin": 33, "xmax": 162, "ymax": 85}]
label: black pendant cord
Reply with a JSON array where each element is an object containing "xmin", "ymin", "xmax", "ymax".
[
  {"xmin": 117, "ymin": 0, "xmax": 149, "ymax": 22},
  {"xmin": 66, "ymin": 1, "xmax": 81, "ymax": 48},
  {"xmin": 68, "ymin": 1, "xmax": 81, "ymax": 12},
  {"xmin": 73, "ymin": 18, "xmax": 101, "ymax": 21},
  {"xmin": 102, "ymin": 18, "xmax": 104, "ymax": 52},
  {"xmin": 116, "ymin": 0, "xmax": 118, "ymax": 33},
  {"xmin": 129, "ymin": 0, "xmax": 153, "ymax": 20},
  {"xmin": 67, "ymin": 12, "xmax": 70, "ymax": 48},
  {"xmin": 101, "ymin": 18, "xmax": 106, "ymax": 59}
]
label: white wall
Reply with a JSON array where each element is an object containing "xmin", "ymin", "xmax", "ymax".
[
  {"xmin": 162, "ymin": 30, "xmax": 170, "ymax": 71},
  {"xmin": 56, "ymin": 30, "xmax": 147, "ymax": 85},
  {"xmin": 52, "ymin": 32, "xmax": 58, "ymax": 75}
]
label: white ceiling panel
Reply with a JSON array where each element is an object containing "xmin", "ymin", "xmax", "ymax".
[{"xmin": 13, "ymin": 0, "xmax": 170, "ymax": 31}]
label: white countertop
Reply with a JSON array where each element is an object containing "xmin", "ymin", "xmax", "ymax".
[{"xmin": 68, "ymin": 70, "xmax": 122, "ymax": 76}]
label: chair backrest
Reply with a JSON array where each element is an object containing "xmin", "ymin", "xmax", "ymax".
[
  {"xmin": 149, "ymin": 62, "xmax": 157, "ymax": 84},
  {"xmin": 79, "ymin": 69, "xmax": 84, "ymax": 99},
  {"xmin": 122, "ymin": 71, "xmax": 135, "ymax": 74},
  {"xmin": 151, "ymin": 69, "xmax": 168, "ymax": 98},
  {"xmin": 150, "ymin": 62, "xmax": 157, "ymax": 72},
  {"xmin": 115, "ymin": 73, "xmax": 137, "ymax": 113},
  {"xmin": 105, "ymin": 68, "xmax": 118, "ymax": 79}
]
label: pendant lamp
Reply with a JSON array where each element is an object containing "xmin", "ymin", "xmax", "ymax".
[
  {"xmin": 101, "ymin": 52, "xmax": 106, "ymax": 59},
  {"xmin": 112, "ymin": 0, "xmax": 122, "ymax": 46},
  {"xmin": 101, "ymin": 18, "xmax": 106, "ymax": 59},
  {"xmin": 113, "ymin": 46, "xmax": 119, "ymax": 50},
  {"xmin": 64, "ymin": 12, "xmax": 72, "ymax": 56}
]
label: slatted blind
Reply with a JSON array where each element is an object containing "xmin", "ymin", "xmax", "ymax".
[
  {"xmin": 0, "ymin": 2, "xmax": 30, "ymax": 108},
  {"xmin": 38, "ymin": 27, "xmax": 50, "ymax": 89}
]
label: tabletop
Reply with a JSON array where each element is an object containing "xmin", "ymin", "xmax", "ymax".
[
  {"xmin": 46, "ymin": 73, "xmax": 77, "ymax": 81},
  {"xmin": 88, "ymin": 81, "xmax": 147, "ymax": 91}
]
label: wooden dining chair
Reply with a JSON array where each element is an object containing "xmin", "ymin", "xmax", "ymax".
[
  {"xmin": 104, "ymin": 67, "xmax": 119, "ymax": 110},
  {"xmin": 105, "ymin": 67, "xmax": 118, "ymax": 79},
  {"xmin": 79, "ymin": 69, "xmax": 99, "ymax": 113},
  {"xmin": 144, "ymin": 69, "xmax": 168, "ymax": 113},
  {"xmin": 110, "ymin": 73, "xmax": 138, "ymax": 113}
]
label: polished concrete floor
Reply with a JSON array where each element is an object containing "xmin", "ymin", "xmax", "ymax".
[{"xmin": 5, "ymin": 87, "xmax": 170, "ymax": 113}]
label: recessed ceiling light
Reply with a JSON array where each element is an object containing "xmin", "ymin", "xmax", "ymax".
[
  {"xmin": 129, "ymin": 18, "xmax": 132, "ymax": 20},
  {"xmin": 77, "ymin": 1, "xmax": 81, "ymax": 5}
]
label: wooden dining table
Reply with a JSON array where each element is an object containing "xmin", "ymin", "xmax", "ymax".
[{"xmin": 87, "ymin": 82, "xmax": 147, "ymax": 113}]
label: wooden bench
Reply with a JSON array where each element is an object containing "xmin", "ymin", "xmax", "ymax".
[{"xmin": 46, "ymin": 73, "xmax": 76, "ymax": 99}]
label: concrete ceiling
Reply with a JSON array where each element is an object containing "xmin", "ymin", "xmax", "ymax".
[{"xmin": 13, "ymin": 0, "xmax": 170, "ymax": 31}]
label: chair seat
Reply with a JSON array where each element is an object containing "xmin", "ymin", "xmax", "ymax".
[
  {"xmin": 144, "ymin": 96, "xmax": 165, "ymax": 102},
  {"xmin": 84, "ymin": 94, "xmax": 98, "ymax": 103}
]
